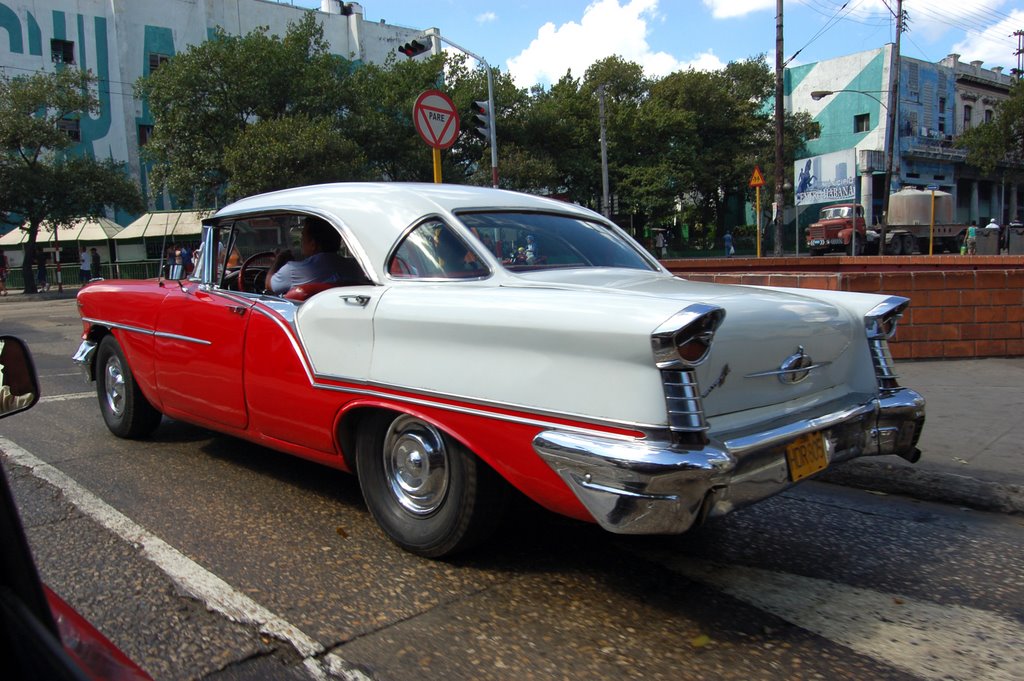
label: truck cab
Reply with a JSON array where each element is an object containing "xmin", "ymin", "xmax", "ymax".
[{"xmin": 806, "ymin": 203, "xmax": 867, "ymax": 256}]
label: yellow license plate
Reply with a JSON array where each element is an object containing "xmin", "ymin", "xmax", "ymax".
[{"xmin": 786, "ymin": 432, "xmax": 829, "ymax": 482}]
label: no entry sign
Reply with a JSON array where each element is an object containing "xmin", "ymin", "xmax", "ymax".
[{"xmin": 413, "ymin": 90, "xmax": 460, "ymax": 150}]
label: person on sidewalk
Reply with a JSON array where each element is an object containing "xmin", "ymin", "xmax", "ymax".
[
  {"xmin": 35, "ymin": 250, "xmax": 49, "ymax": 292},
  {"xmin": 965, "ymin": 221, "xmax": 978, "ymax": 255},
  {"xmin": 0, "ymin": 249, "xmax": 8, "ymax": 296},
  {"xmin": 79, "ymin": 246, "xmax": 92, "ymax": 284},
  {"xmin": 89, "ymin": 248, "xmax": 101, "ymax": 280}
]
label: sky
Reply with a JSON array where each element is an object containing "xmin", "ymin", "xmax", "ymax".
[{"xmin": 288, "ymin": 0, "xmax": 1024, "ymax": 88}]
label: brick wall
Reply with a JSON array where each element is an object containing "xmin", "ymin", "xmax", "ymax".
[{"xmin": 668, "ymin": 256, "xmax": 1024, "ymax": 360}]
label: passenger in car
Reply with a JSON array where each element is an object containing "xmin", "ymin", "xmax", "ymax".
[{"xmin": 264, "ymin": 217, "xmax": 363, "ymax": 294}]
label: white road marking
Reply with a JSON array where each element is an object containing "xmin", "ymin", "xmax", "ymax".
[
  {"xmin": 40, "ymin": 392, "xmax": 94, "ymax": 403},
  {"xmin": 0, "ymin": 437, "xmax": 368, "ymax": 680},
  {"xmin": 638, "ymin": 550, "xmax": 1024, "ymax": 681}
]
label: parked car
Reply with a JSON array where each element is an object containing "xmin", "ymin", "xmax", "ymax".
[
  {"xmin": 73, "ymin": 183, "xmax": 925, "ymax": 557},
  {"xmin": 0, "ymin": 335, "xmax": 151, "ymax": 680}
]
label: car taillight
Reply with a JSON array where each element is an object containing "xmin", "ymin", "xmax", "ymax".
[
  {"xmin": 652, "ymin": 304, "xmax": 725, "ymax": 369},
  {"xmin": 865, "ymin": 297, "xmax": 909, "ymax": 392}
]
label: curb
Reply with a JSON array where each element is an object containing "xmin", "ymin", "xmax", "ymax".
[{"xmin": 819, "ymin": 460, "xmax": 1024, "ymax": 515}]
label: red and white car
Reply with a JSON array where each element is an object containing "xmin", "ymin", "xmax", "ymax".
[{"xmin": 73, "ymin": 183, "xmax": 925, "ymax": 557}]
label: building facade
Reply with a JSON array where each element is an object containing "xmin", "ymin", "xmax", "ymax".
[
  {"xmin": 788, "ymin": 46, "xmax": 1020, "ymax": 228},
  {"xmin": 0, "ymin": 0, "xmax": 430, "ymax": 217}
]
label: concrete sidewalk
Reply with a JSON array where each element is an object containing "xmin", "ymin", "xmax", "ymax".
[{"xmin": 820, "ymin": 357, "xmax": 1024, "ymax": 514}]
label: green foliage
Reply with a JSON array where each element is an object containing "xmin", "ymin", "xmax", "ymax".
[
  {"xmin": 138, "ymin": 15, "xmax": 819, "ymax": 248},
  {"xmin": 137, "ymin": 12, "xmax": 355, "ymax": 204},
  {"xmin": 1, "ymin": 68, "xmax": 144, "ymax": 292},
  {"xmin": 957, "ymin": 80, "xmax": 1024, "ymax": 177},
  {"xmin": 224, "ymin": 116, "xmax": 366, "ymax": 197}
]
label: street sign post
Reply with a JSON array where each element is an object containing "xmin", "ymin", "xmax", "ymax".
[
  {"xmin": 927, "ymin": 184, "xmax": 939, "ymax": 255},
  {"xmin": 412, "ymin": 90, "xmax": 460, "ymax": 183},
  {"xmin": 750, "ymin": 166, "xmax": 766, "ymax": 257}
]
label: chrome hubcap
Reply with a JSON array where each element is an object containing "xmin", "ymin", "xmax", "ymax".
[
  {"xmin": 383, "ymin": 416, "xmax": 449, "ymax": 516},
  {"xmin": 104, "ymin": 355, "xmax": 126, "ymax": 417}
]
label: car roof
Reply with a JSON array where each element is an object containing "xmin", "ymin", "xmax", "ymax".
[{"xmin": 212, "ymin": 183, "xmax": 603, "ymax": 273}]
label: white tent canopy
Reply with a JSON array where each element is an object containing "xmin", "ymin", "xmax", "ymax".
[
  {"xmin": 114, "ymin": 211, "xmax": 206, "ymax": 240},
  {"xmin": 0, "ymin": 217, "xmax": 122, "ymax": 246}
]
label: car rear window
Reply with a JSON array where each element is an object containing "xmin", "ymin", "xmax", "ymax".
[{"xmin": 457, "ymin": 211, "xmax": 655, "ymax": 272}]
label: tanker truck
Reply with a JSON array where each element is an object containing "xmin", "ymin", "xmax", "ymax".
[{"xmin": 806, "ymin": 188, "xmax": 967, "ymax": 255}]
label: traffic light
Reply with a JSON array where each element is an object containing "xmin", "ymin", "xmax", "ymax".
[
  {"xmin": 468, "ymin": 100, "xmax": 490, "ymax": 142},
  {"xmin": 397, "ymin": 39, "xmax": 429, "ymax": 58}
]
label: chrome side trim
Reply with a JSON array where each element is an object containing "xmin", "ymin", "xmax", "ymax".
[
  {"xmin": 82, "ymin": 317, "xmax": 212, "ymax": 346},
  {"xmin": 744, "ymin": 362, "xmax": 832, "ymax": 379},
  {"xmin": 81, "ymin": 317, "xmax": 154, "ymax": 338}
]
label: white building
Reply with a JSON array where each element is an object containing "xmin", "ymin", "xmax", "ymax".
[{"xmin": 0, "ymin": 1, "xmax": 432, "ymax": 218}]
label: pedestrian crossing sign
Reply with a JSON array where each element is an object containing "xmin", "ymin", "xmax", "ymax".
[{"xmin": 749, "ymin": 166, "xmax": 766, "ymax": 188}]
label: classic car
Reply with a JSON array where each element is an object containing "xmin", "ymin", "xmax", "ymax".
[{"xmin": 73, "ymin": 183, "xmax": 925, "ymax": 558}]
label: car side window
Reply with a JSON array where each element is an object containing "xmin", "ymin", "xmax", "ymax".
[{"xmin": 389, "ymin": 220, "xmax": 486, "ymax": 279}]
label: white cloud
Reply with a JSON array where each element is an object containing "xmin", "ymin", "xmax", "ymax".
[
  {"xmin": 701, "ymin": 0, "xmax": 774, "ymax": 20},
  {"xmin": 949, "ymin": 10, "xmax": 1023, "ymax": 70},
  {"xmin": 507, "ymin": 0, "xmax": 702, "ymax": 88},
  {"xmin": 476, "ymin": 12, "xmax": 497, "ymax": 24}
]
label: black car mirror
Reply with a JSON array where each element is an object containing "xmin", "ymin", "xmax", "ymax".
[{"xmin": 0, "ymin": 336, "xmax": 39, "ymax": 418}]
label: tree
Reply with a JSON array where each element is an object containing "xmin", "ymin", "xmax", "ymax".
[
  {"xmin": 138, "ymin": 12, "xmax": 358, "ymax": 205},
  {"xmin": 0, "ymin": 68, "xmax": 144, "ymax": 293},
  {"xmin": 957, "ymin": 80, "xmax": 1024, "ymax": 178}
]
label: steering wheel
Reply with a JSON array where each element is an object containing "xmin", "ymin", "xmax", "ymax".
[{"xmin": 238, "ymin": 251, "xmax": 277, "ymax": 293}]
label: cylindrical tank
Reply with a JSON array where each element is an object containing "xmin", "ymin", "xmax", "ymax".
[{"xmin": 887, "ymin": 188, "xmax": 954, "ymax": 225}]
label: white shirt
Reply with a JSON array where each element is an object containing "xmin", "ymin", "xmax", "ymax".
[{"xmin": 80, "ymin": 251, "xmax": 90, "ymax": 269}]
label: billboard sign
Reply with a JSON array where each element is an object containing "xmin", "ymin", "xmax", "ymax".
[{"xmin": 794, "ymin": 149, "xmax": 857, "ymax": 206}]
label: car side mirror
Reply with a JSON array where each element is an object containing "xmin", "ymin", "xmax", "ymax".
[{"xmin": 0, "ymin": 336, "xmax": 40, "ymax": 418}]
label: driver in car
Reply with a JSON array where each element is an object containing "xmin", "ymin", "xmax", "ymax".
[{"xmin": 264, "ymin": 216, "xmax": 354, "ymax": 294}]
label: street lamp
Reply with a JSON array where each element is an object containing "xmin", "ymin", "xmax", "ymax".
[
  {"xmin": 403, "ymin": 29, "xmax": 499, "ymax": 188},
  {"xmin": 810, "ymin": 89, "xmax": 888, "ymax": 109}
]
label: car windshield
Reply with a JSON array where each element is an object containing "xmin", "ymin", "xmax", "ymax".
[{"xmin": 457, "ymin": 211, "xmax": 655, "ymax": 272}]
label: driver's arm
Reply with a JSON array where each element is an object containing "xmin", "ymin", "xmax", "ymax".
[{"xmin": 264, "ymin": 251, "xmax": 294, "ymax": 294}]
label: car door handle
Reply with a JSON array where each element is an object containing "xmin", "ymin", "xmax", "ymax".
[
  {"xmin": 228, "ymin": 306, "xmax": 247, "ymax": 315},
  {"xmin": 340, "ymin": 295, "xmax": 370, "ymax": 307}
]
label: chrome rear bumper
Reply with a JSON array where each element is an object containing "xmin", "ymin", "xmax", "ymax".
[{"xmin": 533, "ymin": 388, "xmax": 925, "ymax": 535}]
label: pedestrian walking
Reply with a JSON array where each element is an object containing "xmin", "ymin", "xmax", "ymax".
[
  {"xmin": 724, "ymin": 231, "xmax": 734, "ymax": 257},
  {"xmin": 89, "ymin": 247, "xmax": 101, "ymax": 280},
  {"xmin": 35, "ymin": 250, "xmax": 49, "ymax": 292},
  {"xmin": 964, "ymin": 221, "xmax": 977, "ymax": 255},
  {"xmin": 655, "ymin": 230, "xmax": 667, "ymax": 258},
  {"xmin": 0, "ymin": 249, "xmax": 8, "ymax": 296},
  {"xmin": 79, "ymin": 246, "xmax": 92, "ymax": 284}
]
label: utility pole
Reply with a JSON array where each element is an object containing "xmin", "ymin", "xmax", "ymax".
[
  {"xmin": 773, "ymin": 0, "xmax": 785, "ymax": 256},
  {"xmin": 598, "ymin": 85, "xmax": 610, "ymax": 218},
  {"xmin": 881, "ymin": 0, "xmax": 904, "ymax": 254},
  {"xmin": 1013, "ymin": 30, "xmax": 1023, "ymax": 79}
]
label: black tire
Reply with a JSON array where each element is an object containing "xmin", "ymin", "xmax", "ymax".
[
  {"xmin": 356, "ymin": 412, "xmax": 509, "ymax": 558},
  {"xmin": 845, "ymin": 239, "xmax": 864, "ymax": 256},
  {"xmin": 888, "ymin": 237, "xmax": 903, "ymax": 255},
  {"xmin": 95, "ymin": 335, "xmax": 162, "ymax": 438}
]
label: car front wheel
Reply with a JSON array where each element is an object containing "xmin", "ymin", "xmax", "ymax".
[
  {"xmin": 96, "ymin": 335, "xmax": 162, "ymax": 438},
  {"xmin": 356, "ymin": 412, "xmax": 508, "ymax": 558}
]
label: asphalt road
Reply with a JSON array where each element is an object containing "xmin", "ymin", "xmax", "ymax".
[{"xmin": 2, "ymin": 296, "xmax": 1022, "ymax": 681}]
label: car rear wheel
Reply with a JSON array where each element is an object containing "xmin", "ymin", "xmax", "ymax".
[
  {"xmin": 96, "ymin": 335, "xmax": 162, "ymax": 439},
  {"xmin": 356, "ymin": 412, "xmax": 508, "ymax": 558}
]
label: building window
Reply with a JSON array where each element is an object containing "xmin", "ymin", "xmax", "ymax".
[
  {"xmin": 985, "ymin": 109, "xmax": 994, "ymax": 123},
  {"xmin": 148, "ymin": 53, "xmax": 170, "ymax": 73},
  {"xmin": 51, "ymin": 39, "xmax": 75, "ymax": 64},
  {"xmin": 938, "ymin": 97, "xmax": 946, "ymax": 114},
  {"xmin": 58, "ymin": 118, "xmax": 80, "ymax": 142},
  {"xmin": 963, "ymin": 105, "xmax": 972, "ymax": 130},
  {"xmin": 138, "ymin": 124, "xmax": 154, "ymax": 145},
  {"xmin": 854, "ymin": 113, "xmax": 870, "ymax": 133}
]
